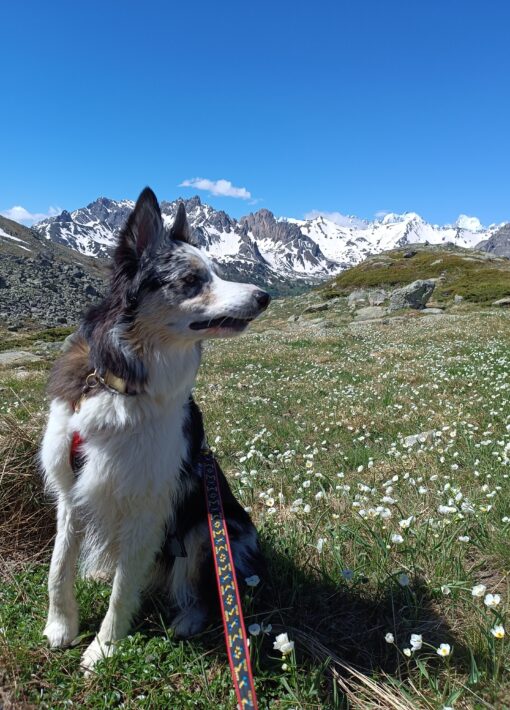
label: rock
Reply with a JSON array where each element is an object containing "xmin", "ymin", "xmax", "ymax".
[
  {"xmin": 422, "ymin": 308, "xmax": 444, "ymax": 315},
  {"xmin": 492, "ymin": 297, "xmax": 510, "ymax": 307},
  {"xmin": 403, "ymin": 430, "xmax": 436, "ymax": 448},
  {"xmin": 33, "ymin": 341, "xmax": 64, "ymax": 353},
  {"xmin": 388, "ymin": 279, "xmax": 436, "ymax": 312},
  {"xmin": 368, "ymin": 289, "xmax": 387, "ymax": 306},
  {"xmin": 348, "ymin": 289, "xmax": 369, "ymax": 307},
  {"xmin": 287, "ymin": 314, "xmax": 299, "ymax": 323},
  {"xmin": 355, "ymin": 306, "xmax": 387, "ymax": 321},
  {"xmin": 61, "ymin": 332, "xmax": 80, "ymax": 351},
  {"xmin": 454, "ymin": 295, "xmax": 464, "ymax": 303},
  {"xmin": 303, "ymin": 303, "xmax": 329, "ymax": 314},
  {"xmin": 0, "ymin": 350, "xmax": 43, "ymax": 366},
  {"xmin": 403, "ymin": 250, "xmax": 417, "ymax": 258}
]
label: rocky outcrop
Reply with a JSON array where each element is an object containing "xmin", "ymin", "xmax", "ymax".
[
  {"xmin": 476, "ymin": 223, "xmax": 510, "ymax": 258},
  {"xmin": 388, "ymin": 280, "xmax": 435, "ymax": 312}
]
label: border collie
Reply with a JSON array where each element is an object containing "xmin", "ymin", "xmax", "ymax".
[{"xmin": 40, "ymin": 188, "xmax": 269, "ymax": 673}]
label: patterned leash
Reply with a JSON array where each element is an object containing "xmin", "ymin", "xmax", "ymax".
[{"xmin": 199, "ymin": 448, "xmax": 259, "ymax": 710}]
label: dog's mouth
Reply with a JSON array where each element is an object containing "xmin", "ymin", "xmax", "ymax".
[{"xmin": 189, "ymin": 316, "xmax": 254, "ymax": 331}]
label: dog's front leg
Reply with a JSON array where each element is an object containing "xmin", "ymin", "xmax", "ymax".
[
  {"xmin": 81, "ymin": 511, "xmax": 163, "ymax": 674},
  {"xmin": 44, "ymin": 500, "xmax": 80, "ymax": 647}
]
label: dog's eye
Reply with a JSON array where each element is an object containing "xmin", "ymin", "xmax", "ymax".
[{"xmin": 184, "ymin": 274, "xmax": 199, "ymax": 286}]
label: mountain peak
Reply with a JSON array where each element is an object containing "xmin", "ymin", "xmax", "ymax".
[
  {"xmin": 380, "ymin": 212, "xmax": 424, "ymax": 225},
  {"xmin": 32, "ymin": 194, "xmax": 505, "ymax": 286}
]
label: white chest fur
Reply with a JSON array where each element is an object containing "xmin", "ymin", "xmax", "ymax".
[{"xmin": 41, "ymin": 343, "xmax": 201, "ymax": 574}]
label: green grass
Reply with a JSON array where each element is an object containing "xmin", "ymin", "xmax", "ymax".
[
  {"xmin": 1, "ymin": 300, "xmax": 510, "ymax": 708},
  {"xmin": 0, "ymin": 326, "xmax": 75, "ymax": 352},
  {"xmin": 320, "ymin": 246, "xmax": 510, "ymax": 304}
]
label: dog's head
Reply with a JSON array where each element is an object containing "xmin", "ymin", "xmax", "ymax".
[{"xmin": 110, "ymin": 187, "xmax": 270, "ymax": 345}]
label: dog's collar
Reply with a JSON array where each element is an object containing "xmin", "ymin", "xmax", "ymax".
[
  {"xmin": 73, "ymin": 369, "xmax": 131, "ymax": 412},
  {"xmin": 85, "ymin": 369, "xmax": 128, "ymax": 394}
]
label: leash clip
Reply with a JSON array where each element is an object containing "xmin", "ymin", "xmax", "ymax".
[{"xmin": 85, "ymin": 370, "xmax": 101, "ymax": 390}]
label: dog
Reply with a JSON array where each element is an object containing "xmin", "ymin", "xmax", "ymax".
[{"xmin": 40, "ymin": 187, "xmax": 269, "ymax": 673}]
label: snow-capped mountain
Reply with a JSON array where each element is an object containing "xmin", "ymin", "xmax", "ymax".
[
  {"xmin": 35, "ymin": 197, "xmax": 504, "ymax": 290},
  {"xmin": 292, "ymin": 211, "xmax": 501, "ymax": 269}
]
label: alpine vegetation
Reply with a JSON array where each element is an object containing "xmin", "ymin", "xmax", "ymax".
[{"xmin": 1, "ymin": 252, "xmax": 510, "ymax": 708}]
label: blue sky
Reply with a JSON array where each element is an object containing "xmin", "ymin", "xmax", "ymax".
[{"xmin": 1, "ymin": 0, "xmax": 509, "ymax": 226}]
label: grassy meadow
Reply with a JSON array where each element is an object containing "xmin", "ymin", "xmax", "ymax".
[{"xmin": 1, "ymin": 293, "xmax": 510, "ymax": 708}]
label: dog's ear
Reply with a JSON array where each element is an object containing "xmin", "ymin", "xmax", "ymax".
[
  {"xmin": 170, "ymin": 202, "xmax": 193, "ymax": 243},
  {"xmin": 115, "ymin": 187, "xmax": 164, "ymax": 275}
]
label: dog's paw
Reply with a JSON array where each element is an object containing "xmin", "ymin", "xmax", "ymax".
[
  {"xmin": 81, "ymin": 637, "xmax": 115, "ymax": 676},
  {"xmin": 44, "ymin": 615, "xmax": 79, "ymax": 648},
  {"xmin": 171, "ymin": 607, "xmax": 207, "ymax": 639}
]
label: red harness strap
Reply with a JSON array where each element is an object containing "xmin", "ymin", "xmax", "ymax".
[{"xmin": 70, "ymin": 431, "xmax": 84, "ymax": 473}]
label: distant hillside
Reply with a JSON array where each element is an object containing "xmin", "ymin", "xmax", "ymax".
[
  {"xmin": 320, "ymin": 243, "xmax": 510, "ymax": 304},
  {"xmin": 0, "ymin": 216, "xmax": 107, "ymax": 330}
]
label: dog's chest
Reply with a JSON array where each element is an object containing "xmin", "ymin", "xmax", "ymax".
[{"xmin": 72, "ymin": 398, "xmax": 191, "ymax": 511}]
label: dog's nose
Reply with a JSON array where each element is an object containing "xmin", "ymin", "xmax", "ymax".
[{"xmin": 254, "ymin": 289, "xmax": 271, "ymax": 310}]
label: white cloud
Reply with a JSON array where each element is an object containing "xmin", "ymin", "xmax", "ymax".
[
  {"xmin": 0, "ymin": 205, "xmax": 61, "ymax": 226},
  {"xmin": 455, "ymin": 214, "xmax": 483, "ymax": 231},
  {"xmin": 179, "ymin": 177, "xmax": 252, "ymax": 200},
  {"xmin": 304, "ymin": 209, "xmax": 368, "ymax": 229}
]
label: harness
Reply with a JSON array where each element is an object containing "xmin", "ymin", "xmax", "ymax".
[{"xmin": 70, "ymin": 371, "xmax": 258, "ymax": 710}]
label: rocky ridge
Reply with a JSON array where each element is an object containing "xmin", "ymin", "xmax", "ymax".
[
  {"xmin": 34, "ymin": 195, "xmax": 506, "ymax": 289},
  {"xmin": 476, "ymin": 223, "xmax": 510, "ymax": 258}
]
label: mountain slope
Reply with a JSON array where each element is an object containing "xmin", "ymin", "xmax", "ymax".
[
  {"xmin": 0, "ymin": 215, "xmax": 107, "ymax": 330},
  {"xmin": 320, "ymin": 243, "xmax": 510, "ymax": 304}
]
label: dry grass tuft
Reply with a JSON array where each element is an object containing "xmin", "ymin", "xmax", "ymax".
[{"xmin": 0, "ymin": 416, "xmax": 54, "ymax": 576}]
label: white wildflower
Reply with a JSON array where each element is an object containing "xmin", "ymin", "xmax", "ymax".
[
  {"xmin": 273, "ymin": 632, "xmax": 294, "ymax": 656},
  {"xmin": 410, "ymin": 634, "xmax": 423, "ymax": 651},
  {"xmin": 484, "ymin": 593, "xmax": 501, "ymax": 608},
  {"xmin": 436, "ymin": 643, "xmax": 451, "ymax": 657},
  {"xmin": 491, "ymin": 624, "xmax": 505, "ymax": 639}
]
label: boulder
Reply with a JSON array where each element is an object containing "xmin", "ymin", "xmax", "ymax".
[
  {"xmin": 0, "ymin": 350, "xmax": 42, "ymax": 366},
  {"xmin": 389, "ymin": 279, "xmax": 436, "ymax": 312},
  {"xmin": 492, "ymin": 297, "xmax": 510, "ymax": 307},
  {"xmin": 347, "ymin": 289, "xmax": 369, "ymax": 307},
  {"xmin": 422, "ymin": 308, "xmax": 444, "ymax": 315},
  {"xmin": 454, "ymin": 294, "xmax": 464, "ymax": 304},
  {"xmin": 403, "ymin": 250, "xmax": 417, "ymax": 258},
  {"xmin": 403, "ymin": 430, "xmax": 436, "ymax": 448},
  {"xmin": 355, "ymin": 306, "xmax": 387, "ymax": 321},
  {"xmin": 368, "ymin": 289, "xmax": 387, "ymax": 306}
]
